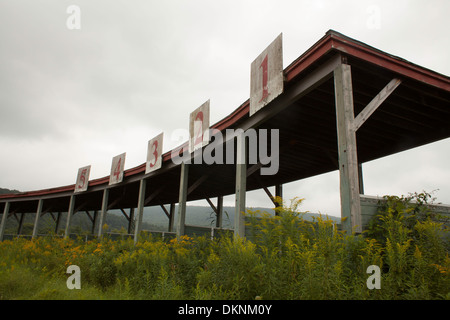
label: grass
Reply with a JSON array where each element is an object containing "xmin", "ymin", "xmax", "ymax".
[{"xmin": 0, "ymin": 194, "xmax": 448, "ymax": 300}]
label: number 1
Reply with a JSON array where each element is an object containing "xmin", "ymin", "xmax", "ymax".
[
  {"xmin": 113, "ymin": 157, "xmax": 122, "ymax": 180},
  {"xmin": 259, "ymin": 54, "xmax": 269, "ymax": 102}
]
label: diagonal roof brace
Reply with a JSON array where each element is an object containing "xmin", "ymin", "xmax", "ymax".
[{"xmin": 352, "ymin": 78, "xmax": 402, "ymax": 132}]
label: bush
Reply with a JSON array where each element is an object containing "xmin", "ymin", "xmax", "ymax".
[{"xmin": 0, "ymin": 193, "xmax": 448, "ymax": 300}]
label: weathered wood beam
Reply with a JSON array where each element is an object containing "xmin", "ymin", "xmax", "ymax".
[
  {"xmin": 134, "ymin": 179, "xmax": 147, "ymax": 243},
  {"xmin": 334, "ymin": 62, "xmax": 362, "ymax": 233},
  {"xmin": 97, "ymin": 189, "xmax": 109, "ymax": 238},
  {"xmin": 64, "ymin": 195, "xmax": 76, "ymax": 239},
  {"xmin": 0, "ymin": 202, "xmax": 10, "ymax": 241},
  {"xmin": 187, "ymin": 174, "xmax": 209, "ymax": 196},
  {"xmin": 235, "ymin": 132, "xmax": 246, "ymax": 238},
  {"xmin": 352, "ymin": 78, "xmax": 402, "ymax": 132},
  {"xmin": 32, "ymin": 199, "xmax": 44, "ymax": 239},
  {"xmin": 177, "ymin": 163, "xmax": 189, "ymax": 237},
  {"xmin": 168, "ymin": 203, "xmax": 175, "ymax": 232}
]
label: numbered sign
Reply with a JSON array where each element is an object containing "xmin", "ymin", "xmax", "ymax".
[
  {"xmin": 74, "ymin": 165, "xmax": 91, "ymax": 193},
  {"xmin": 189, "ymin": 100, "xmax": 210, "ymax": 153},
  {"xmin": 249, "ymin": 33, "xmax": 283, "ymax": 116},
  {"xmin": 146, "ymin": 132, "xmax": 163, "ymax": 174},
  {"xmin": 109, "ymin": 152, "xmax": 126, "ymax": 185}
]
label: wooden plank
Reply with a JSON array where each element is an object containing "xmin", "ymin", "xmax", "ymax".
[
  {"xmin": 168, "ymin": 203, "xmax": 175, "ymax": 232},
  {"xmin": 64, "ymin": 195, "xmax": 76, "ymax": 239},
  {"xmin": 55, "ymin": 212, "xmax": 62, "ymax": 234},
  {"xmin": 127, "ymin": 208, "xmax": 134, "ymax": 235},
  {"xmin": 96, "ymin": 189, "xmax": 109, "ymax": 238},
  {"xmin": 91, "ymin": 210, "xmax": 98, "ymax": 235},
  {"xmin": 353, "ymin": 78, "xmax": 402, "ymax": 132},
  {"xmin": 187, "ymin": 174, "xmax": 209, "ymax": 195},
  {"xmin": 216, "ymin": 196, "xmax": 223, "ymax": 228},
  {"xmin": 17, "ymin": 213, "xmax": 26, "ymax": 235},
  {"xmin": 134, "ymin": 179, "xmax": 147, "ymax": 243},
  {"xmin": 32, "ymin": 199, "xmax": 44, "ymax": 239},
  {"xmin": 334, "ymin": 62, "xmax": 362, "ymax": 233},
  {"xmin": 235, "ymin": 132, "xmax": 246, "ymax": 238},
  {"xmin": 160, "ymin": 204, "xmax": 170, "ymax": 219},
  {"xmin": 0, "ymin": 202, "xmax": 10, "ymax": 241},
  {"xmin": 176, "ymin": 162, "xmax": 189, "ymax": 237}
]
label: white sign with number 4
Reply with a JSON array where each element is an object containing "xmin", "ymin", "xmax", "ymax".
[{"xmin": 109, "ymin": 152, "xmax": 126, "ymax": 185}]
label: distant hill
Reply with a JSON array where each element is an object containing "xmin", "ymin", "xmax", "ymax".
[
  {"xmin": 141, "ymin": 205, "xmax": 340, "ymax": 231},
  {"xmin": 0, "ymin": 185, "xmax": 340, "ymax": 235},
  {"xmin": 0, "ymin": 187, "xmax": 20, "ymax": 195}
]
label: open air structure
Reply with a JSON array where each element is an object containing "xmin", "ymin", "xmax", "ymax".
[{"xmin": 1, "ymin": 30, "xmax": 450, "ymax": 241}]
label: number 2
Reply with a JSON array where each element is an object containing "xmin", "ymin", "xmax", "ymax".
[{"xmin": 194, "ymin": 111, "xmax": 204, "ymax": 146}]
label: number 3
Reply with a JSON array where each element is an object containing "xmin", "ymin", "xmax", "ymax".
[{"xmin": 149, "ymin": 140, "xmax": 158, "ymax": 168}]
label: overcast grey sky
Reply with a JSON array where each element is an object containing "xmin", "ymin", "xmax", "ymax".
[{"xmin": 0, "ymin": 0, "xmax": 449, "ymax": 217}]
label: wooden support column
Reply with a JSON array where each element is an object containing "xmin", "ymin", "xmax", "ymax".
[
  {"xmin": 358, "ymin": 163, "xmax": 364, "ymax": 195},
  {"xmin": 235, "ymin": 132, "xmax": 247, "ymax": 238},
  {"xmin": 64, "ymin": 195, "xmax": 76, "ymax": 239},
  {"xmin": 334, "ymin": 62, "xmax": 362, "ymax": 233},
  {"xmin": 0, "ymin": 202, "xmax": 10, "ymax": 241},
  {"xmin": 97, "ymin": 189, "xmax": 109, "ymax": 238},
  {"xmin": 128, "ymin": 208, "xmax": 135, "ymax": 235},
  {"xmin": 134, "ymin": 179, "xmax": 147, "ymax": 243},
  {"xmin": 32, "ymin": 199, "xmax": 44, "ymax": 239},
  {"xmin": 176, "ymin": 162, "xmax": 189, "ymax": 237},
  {"xmin": 17, "ymin": 213, "xmax": 26, "ymax": 235},
  {"xmin": 55, "ymin": 212, "xmax": 62, "ymax": 235},
  {"xmin": 216, "ymin": 196, "xmax": 223, "ymax": 228},
  {"xmin": 168, "ymin": 203, "xmax": 175, "ymax": 232},
  {"xmin": 206, "ymin": 196, "xmax": 224, "ymax": 228}
]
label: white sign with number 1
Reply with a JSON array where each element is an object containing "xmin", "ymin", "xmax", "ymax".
[{"xmin": 249, "ymin": 33, "xmax": 283, "ymax": 116}]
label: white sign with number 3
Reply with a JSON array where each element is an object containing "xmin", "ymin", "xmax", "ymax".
[
  {"xmin": 146, "ymin": 132, "xmax": 164, "ymax": 174},
  {"xmin": 109, "ymin": 152, "xmax": 126, "ymax": 185}
]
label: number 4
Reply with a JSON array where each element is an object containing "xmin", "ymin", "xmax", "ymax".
[{"xmin": 109, "ymin": 153, "xmax": 126, "ymax": 185}]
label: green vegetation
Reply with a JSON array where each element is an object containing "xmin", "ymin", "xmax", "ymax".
[{"xmin": 0, "ymin": 193, "xmax": 448, "ymax": 300}]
